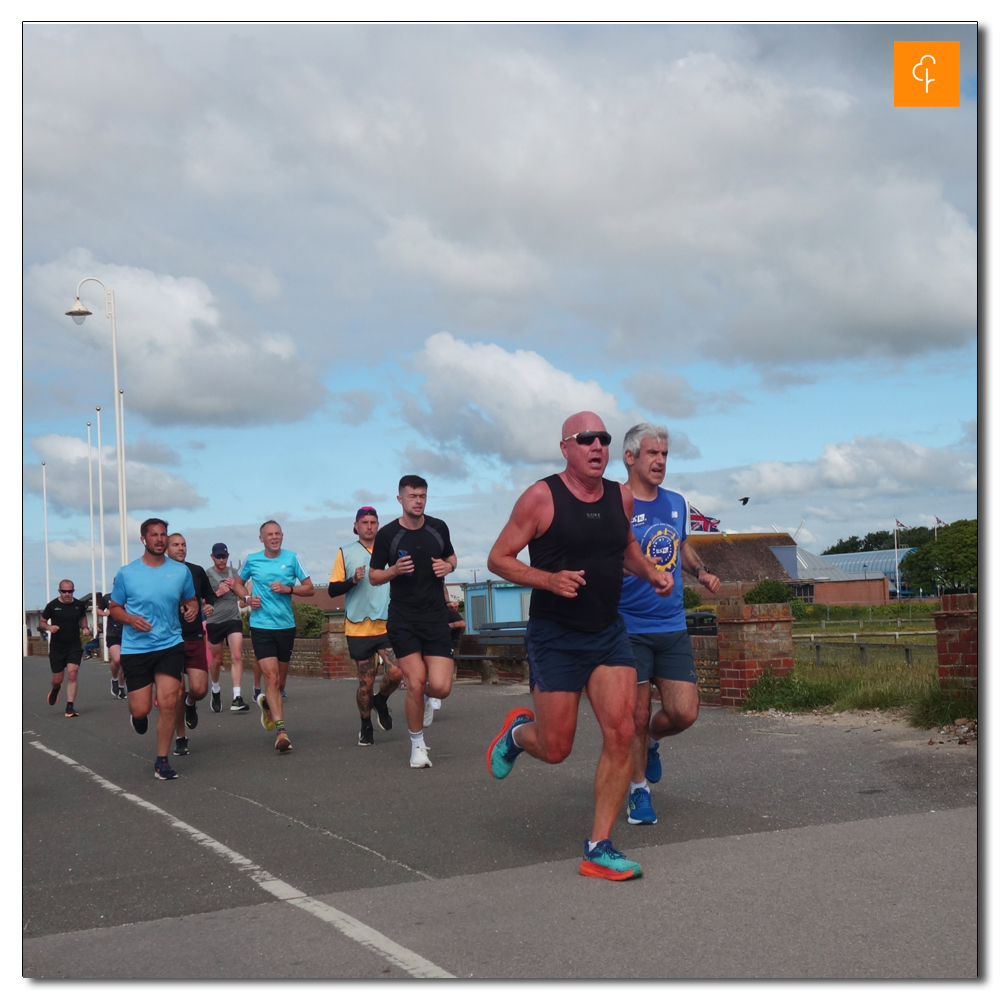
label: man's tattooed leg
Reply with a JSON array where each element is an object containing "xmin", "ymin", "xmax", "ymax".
[{"xmin": 356, "ymin": 658, "xmax": 377, "ymax": 718}]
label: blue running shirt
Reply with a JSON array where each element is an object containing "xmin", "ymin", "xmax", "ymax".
[
  {"xmin": 618, "ymin": 487, "xmax": 689, "ymax": 633},
  {"xmin": 239, "ymin": 549, "xmax": 308, "ymax": 630},
  {"xmin": 109, "ymin": 557, "xmax": 196, "ymax": 654}
]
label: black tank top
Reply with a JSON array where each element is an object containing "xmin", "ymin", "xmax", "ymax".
[{"xmin": 528, "ymin": 474, "xmax": 631, "ymax": 633}]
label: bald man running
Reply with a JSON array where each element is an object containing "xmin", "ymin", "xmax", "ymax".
[{"xmin": 485, "ymin": 411, "xmax": 672, "ymax": 880}]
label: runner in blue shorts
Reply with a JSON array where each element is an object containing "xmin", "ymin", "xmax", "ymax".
[
  {"xmin": 108, "ymin": 518, "xmax": 197, "ymax": 780},
  {"xmin": 233, "ymin": 521, "xmax": 314, "ymax": 753},
  {"xmin": 618, "ymin": 423, "xmax": 721, "ymax": 826},
  {"xmin": 485, "ymin": 411, "xmax": 673, "ymax": 881}
]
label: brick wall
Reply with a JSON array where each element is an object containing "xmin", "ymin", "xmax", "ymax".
[
  {"xmin": 932, "ymin": 593, "xmax": 978, "ymax": 692},
  {"xmin": 716, "ymin": 598, "xmax": 794, "ymax": 708},
  {"xmin": 692, "ymin": 634, "xmax": 720, "ymax": 706},
  {"xmin": 215, "ymin": 622, "xmax": 357, "ymax": 680}
]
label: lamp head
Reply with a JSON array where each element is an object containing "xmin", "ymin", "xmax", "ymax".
[{"xmin": 66, "ymin": 297, "xmax": 92, "ymax": 325}]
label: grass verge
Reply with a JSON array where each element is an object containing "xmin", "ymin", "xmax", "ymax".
[{"xmin": 741, "ymin": 647, "xmax": 977, "ymax": 726}]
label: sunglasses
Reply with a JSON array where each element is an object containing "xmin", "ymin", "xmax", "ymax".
[
  {"xmin": 59, "ymin": 589, "xmax": 74, "ymax": 594},
  {"xmin": 562, "ymin": 431, "xmax": 612, "ymax": 447}
]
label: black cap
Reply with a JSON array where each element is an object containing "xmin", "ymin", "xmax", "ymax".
[{"xmin": 211, "ymin": 543, "xmax": 229, "ymax": 558}]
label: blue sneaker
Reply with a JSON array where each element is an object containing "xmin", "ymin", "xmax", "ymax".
[
  {"xmin": 645, "ymin": 740, "xmax": 662, "ymax": 784},
  {"xmin": 154, "ymin": 757, "xmax": 179, "ymax": 780},
  {"xmin": 580, "ymin": 839, "xmax": 642, "ymax": 880},
  {"xmin": 486, "ymin": 707, "xmax": 534, "ymax": 779},
  {"xmin": 627, "ymin": 786, "xmax": 657, "ymax": 825}
]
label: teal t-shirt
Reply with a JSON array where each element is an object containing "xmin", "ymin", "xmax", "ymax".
[
  {"xmin": 239, "ymin": 549, "xmax": 307, "ymax": 630},
  {"xmin": 109, "ymin": 557, "xmax": 196, "ymax": 654}
]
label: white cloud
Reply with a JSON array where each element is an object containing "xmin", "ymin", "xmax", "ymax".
[
  {"xmin": 402, "ymin": 332, "xmax": 639, "ymax": 466},
  {"xmin": 731, "ymin": 436, "xmax": 977, "ymax": 500},
  {"xmin": 400, "ymin": 445, "xmax": 469, "ymax": 481},
  {"xmin": 622, "ymin": 370, "xmax": 746, "ymax": 419},
  {"xmin": 24, "ymin": 250, "xmax": 327, "ymax": 427},
  {"xmin": 332, "ymin": 390, "xmax": 377, "ymax": 426},
  {"xmin": 24, "ymin": 434, "xmax": 207, "ymax": 514}
]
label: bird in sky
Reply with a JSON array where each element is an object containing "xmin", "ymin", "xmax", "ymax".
[{"xmin": 738, "ymin": 497, "xmax": 750, "ymax": 505}]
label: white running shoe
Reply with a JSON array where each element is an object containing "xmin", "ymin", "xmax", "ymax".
[
  {"xmin": 409, "ymin": 744, "xmax": 432, "ymax": 768},
  {"xmin": 429, "ymin": 697, "xmax": 442, "ymax": 711},
  {"xmin": 423, "ymin": 695, "xmax": 435, "ymax": 728}
]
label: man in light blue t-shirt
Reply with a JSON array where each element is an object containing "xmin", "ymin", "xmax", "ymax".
[
  {"xmin": 618, "ymin": 423, "xmax": 721, "ymax": 827},
  {"xmin": 109, "ymin": 517, "xmax": 197, "ymax": 780},
  {"xmin": 233, "ymin": 520, "xmax": 314, "ymax": 753}
]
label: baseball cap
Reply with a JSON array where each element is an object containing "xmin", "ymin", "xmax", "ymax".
[
  {"xmin": 352, "ymin": 506, "xmax": 378, "ymax": 534},
  {"xmin": 211, "ymin": 543, "xmax": 229, "ymax": 558}
]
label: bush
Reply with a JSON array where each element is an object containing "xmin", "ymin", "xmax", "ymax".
[
  {"xmin": 789, "ymin": 597, "xmax": 809, "ymax": 620},
  {"xmin": 293, "ymin": 602, "xmax": 326, "ymax": 637},
  {"xmin": 683, "ymin": 587, "xmax": 703, "ymax": 610},
  {"xmin": 742, "ymin": 579, "xmax": 793, "ymax": 604}
]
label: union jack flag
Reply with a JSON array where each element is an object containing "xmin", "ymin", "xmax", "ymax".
[
  {"xmin": 689, "ymin": 505, "xmax": 720, "ymax": 532},
  {"xmin": 935, "ymin": 517, "xmax": 948, "ymax": 527},
  {"xmin": 894, "ymin": 518, "xmax": 910, "ymax": 529}
]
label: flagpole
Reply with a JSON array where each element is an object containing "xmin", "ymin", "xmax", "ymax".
[
  {"xmin": 87, "ymin": 422, "xmax": 98, "ymax": 642},
  {"xmin": 96, "ymin": 406, "xmax": 108, "ymax": 662},
  {"xmin": 119, "ymin": 389, "xmax": 129, "ymax": 558},
  {"xmin": 42, "ymin": 461, "xmax": 50, "ymax": 609},
  {"xmin": 893, "ymin": 521, "xmax": 900, "ymax": 599}
]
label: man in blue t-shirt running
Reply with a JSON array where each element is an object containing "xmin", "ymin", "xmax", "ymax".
[
  {"xmin": 233, "ymin": 520, "xmax": 314, "ymax": 753},
  {"xmin": 108, "ymin": 518, "xmax": 198, "ymax": 780},
  {"xmin": 618, "ymin": 423, "xmax": 720, "ymax": 827}
]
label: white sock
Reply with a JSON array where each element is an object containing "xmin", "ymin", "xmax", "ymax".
[
  {"xmin": 211, "ymin": 682, "xmax": 221, "ymax": 694},
  {"xmin": 510, "ymin": 724, "xmax": 524, "ymax": 749},
  {"xmin": 587, "ymin": 840, "xmax": 602, "ymax": 852},
  {"xmin": 408, "ymin": 730, "xmax": 426, "ymax": 749},
  {"xmin": 232, "ymin": 685, "xmax": 240, "ymax": 698},
  {"xmin": 630, "ymin": 781, "xmax": 649, "ymax": 795}
]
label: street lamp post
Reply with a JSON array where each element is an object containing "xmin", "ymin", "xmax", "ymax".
[
  {"xmin": 66, "ymin": 278, "xmax": 128, "ymax": 566},
  {"xmin": 95, "ymin": 406, "xmax": 108, "ymax": 661}
]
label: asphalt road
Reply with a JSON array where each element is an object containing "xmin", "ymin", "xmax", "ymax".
[{"xmin": 23, "ymin": 656, "xmax": 978, "ymax": 979}]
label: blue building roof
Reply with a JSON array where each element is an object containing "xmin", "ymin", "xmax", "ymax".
[{"xmin": 821, "ymin": 548, "xmax": 916, "ymax": 575}]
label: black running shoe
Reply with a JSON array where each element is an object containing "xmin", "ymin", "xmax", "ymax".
[
  {"xmin": 184, "ymin": 699, "xmax": 198, "ymax": 730},
  {"xmin": 231, "ymin": 696, "xmax": 249, "ymax": 712},
  {"xmin": 173, "ymin": 737, "xmax": 190, "ymax": 756},
  {"xmin": 211, "ymin": 690, "xmax": 222, "ymax": 713},
  {"xmin": 358, "ymin": 720, "xmax": 374, "ymax": 746},
  {"xmin": 131, "ymin": 714, "xmax": 148, "ymax": 736},
  {"xmin": 154, "ymin": 757, "xmax": 179, "ymax": 780},
  {"xmin": 47, "ymin": 684, "xmax": 61, "ymax": 707},
  {"xmin": 371, "ymin": 693, "xmax": 393, "ymax": 731},
  {"xmin": 111, "ymin": 678, "xmax": 120, "ymax": 698},
  {"xmin": 117, "ymin": 682, "xmax": 127, "ymax": 700}
]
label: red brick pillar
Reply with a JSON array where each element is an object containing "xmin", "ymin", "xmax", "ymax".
[
  {"xmin": 932, "ymin": 594, "xmax": 978, "ymax": 692},
  {"xmin": 321, "ymin": 620, "xmax": 355, "ymax": 679},
  {"xmin": 716, "ymin": 598, "xmax": 794, "ymax": 708}
]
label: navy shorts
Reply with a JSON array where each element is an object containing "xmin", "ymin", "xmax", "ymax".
[
  {"xmin": 629, "ymin": 630, "xmax": 697, "ymax": 684},
  {"xmin": 526, "ymin": 615, "xmax": 637, "ymax": 693},
  {"xmin": 120, "ymin": 643, "xmax": 185, "ymax": 691},
  {"xmin": 250, "ymin": 627, "xmax": 296, "ymax": 664}
]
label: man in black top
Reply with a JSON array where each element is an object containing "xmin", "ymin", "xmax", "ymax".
[
  {"xmin": 166, "ymin": 533, "xmax": 216, "ymax": 756},
  {"xmin": 485, "ymin": 411, "xmax": 671, "ymax": 881},
  {"xmin": 39, "ymin": 580, "xmax": 92, "ymax": 717},
  {"xmin": 368, "ymin": 475, "xmax": 457, "ymax": 769}
]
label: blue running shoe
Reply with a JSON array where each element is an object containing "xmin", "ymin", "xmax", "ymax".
[
  {"xmin": 486, "ymin": 707, "xmax": 534, "ymax": 779},
  {"xmin": 645, "ymin": 740, "xmax": 662, "ymax": 784},
  {"xmin": 154, "ymin": 757, "xmax": 179, "ymax": 780},
  {"xmin": 580, "ymin": 839, "xmax": 642, "ymax": 880},
  {"xmin": 627, "ymin": 786, "xmax": 657, "ymax": 825}
]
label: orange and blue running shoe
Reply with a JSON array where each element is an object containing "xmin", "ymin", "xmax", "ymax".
[
  {"xmin": 579, "ymin": 840, "xmax": 643, "ymax": 880},
  {"xmin": 486, "ymin": 707, "xmax": 534, "ymax": 779}
]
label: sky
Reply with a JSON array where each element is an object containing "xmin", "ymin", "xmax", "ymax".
[{"xmin": 21, "ymin": 21, "xmax": 979, "ymax": 609}]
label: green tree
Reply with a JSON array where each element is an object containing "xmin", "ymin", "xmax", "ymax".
[
  {"xmin": 900, "ymin": 519, "xmax": 978, "ymax": 594},
  {"xmin": 822, "ymin": 535, "xmax": 862, "ymax": 555},
  {"xmin": 682, "ymin": 587, "xmax": 703, "ymax": 610},
  {"xmin": 742, "ymin": 579, "xmax": 793, "ymax": 604},
  {"xmin": 292, "ymin": 602, "xmax": 326, "ymax": 637},
  {"xmin": 823, "ymin": 526, "xmax": 934, "ymax": 555}
]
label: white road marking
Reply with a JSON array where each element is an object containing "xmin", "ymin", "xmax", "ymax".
[{"xmin": 27, "ymin": 739, "xmax": 455, "ymax": 979}]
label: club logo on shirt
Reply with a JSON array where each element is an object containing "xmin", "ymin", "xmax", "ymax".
[{"xmin": 639, "ymin": 523, "xmax": 679, "ymax": 572}]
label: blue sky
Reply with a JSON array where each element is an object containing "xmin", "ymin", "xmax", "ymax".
[{"xmin": 21, "ymin": 22, "xmax": 978, "ymax": 608}]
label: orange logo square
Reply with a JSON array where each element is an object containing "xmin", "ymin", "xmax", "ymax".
[{"xmin": 894, "ymin": 40, "xmax": 961, "ymax": 107}]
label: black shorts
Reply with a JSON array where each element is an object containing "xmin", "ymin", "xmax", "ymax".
[
  {"xmin": 347, "ymin": 633, "xmax": 391, "ymax": 663},
  {"xmin": 120, "ymin": 643, "xmax": 186, "ymax": 691},
  {"xmin": 105, "ymin": 622, "xmax": 123, "ymax": 646},
  {"xmin": 387, "ymin": 618, "xmax": 453, "ymax": 660},
  {"xmin": 49, "ymin": 646, "xmax": 83, "ymax": 674},
  {"xmin": 526, "ymin": 614, "xmax": 637, "ymax": 693},
  {"xmin": 629, "ymin": 630, "xmax": 697, "ymax": 684},
  {"xmin": 206, "ymin": 619, "xmax": 243, "ymax": 646},
  {"xmin": 250, "ymin": 626, "xmax": 296, "ymax": 663}
]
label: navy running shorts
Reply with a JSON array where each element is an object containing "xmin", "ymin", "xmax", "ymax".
[
  {"xmin": 120, "ymin": 643, "xmax": 186, "ymax": 691},
  {"xmin": 206, "ymin": 619, "xmax": 243, "ymax": 646},
  {"xmin": 387, "ymin": 618, "xmax": 453, "ymax": 660},
  {"xmin": 525, "ymin": 614, "xmax": 637, "ymax": 692},
  {"xmin": 48, "ymin": 645, "xmax": 83, "ymax": 674},
  {"xmin": 628, "ymin": 629, "xmax": 697, "ymax": 684},
  {"xmin": 346, "ymin": 633, "xmax": 391, "ymax": 663},
  {"xmin": 249, "ymin": 627, "xmax": 296, "ymax": 664}
]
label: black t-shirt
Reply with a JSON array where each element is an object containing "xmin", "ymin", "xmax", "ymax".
[
  {"xmin": 369, "ymin": 516, "xmax": 455, "ymax": 624},
  {"xmin": 42, "ymin": 599, "xmax": 90, "ymax": 648},
  {"xmin": 177, "ymin": 561, "xmax": 215, "ymax": 641}
]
